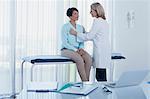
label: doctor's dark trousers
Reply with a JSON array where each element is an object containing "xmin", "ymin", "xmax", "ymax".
[{"xmin": 96, "ymin": 68, "xmax": 107, "ymax": 81}]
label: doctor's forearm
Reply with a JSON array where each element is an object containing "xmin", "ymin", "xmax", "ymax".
[{"xmin": 77, "ymin": 33, "xmax": 93, "ymax": 41}]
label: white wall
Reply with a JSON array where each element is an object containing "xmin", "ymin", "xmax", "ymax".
[
  {"xmin": 148, "ymin": 1, "xmax": 150, "ymax": 69},
  {"xmin": 113, "ymin": 0, "xmax": 150, "ymax": 80},
  {"xmin": 0, "ymin": 68, "xmax": 11, "ymax": 95}
]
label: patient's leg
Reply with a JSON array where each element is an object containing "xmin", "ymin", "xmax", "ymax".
[
  {"xmin": 61, "ymin": 49, "xmax": 88, "ymax": 81},
  {"xmin": 80, "ymin": 51, "xmax": 92, "ymax": 81}
]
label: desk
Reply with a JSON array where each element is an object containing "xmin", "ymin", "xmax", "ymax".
[
  {"xmin": 17, "ymin": 82, "xmax": 150, "ymax": 99},
  {"xmin": 20, "ymin": 54, "xmax": 125, "ymax": 92}
]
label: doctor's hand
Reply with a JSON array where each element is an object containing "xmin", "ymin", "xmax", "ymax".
[{"xmin": 70, "ymin": 29, "xmax": 77, "ymax": 36}]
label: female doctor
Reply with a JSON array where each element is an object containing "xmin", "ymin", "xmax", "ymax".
[{"xmin": 70, "ymin": 2, "xmax": 111, "ymax": 81}]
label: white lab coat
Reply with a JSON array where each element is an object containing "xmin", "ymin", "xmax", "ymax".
[{"xmin": 77, "ymin": 18, "xmax": 111, "ymax": 68}]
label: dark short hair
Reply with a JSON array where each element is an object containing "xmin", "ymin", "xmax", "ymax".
[{"xmin": 66, "ymin": 7, "xmax": 78, "ymax": 17}]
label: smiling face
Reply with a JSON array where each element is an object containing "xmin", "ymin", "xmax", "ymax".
[
  {"xmin": 70, "ymin": 10, "xmax": 79, "ymax": 21},
  {"xmin": 90, "ymin": 9, "xmax": 97, "ymax": 18}
]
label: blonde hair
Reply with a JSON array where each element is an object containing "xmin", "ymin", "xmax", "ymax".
[{"xmin": 91, "ymin": 2, "xmax": 106, "ymax": 20}]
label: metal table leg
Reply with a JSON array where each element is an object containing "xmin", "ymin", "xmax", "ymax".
[
  {"xmin": 21, "ymin": 60, "xmax": 25, "ymax": 91},
  {"xmin": 31, "ymin": 65, "xmax": 36, "ymax": 81}
]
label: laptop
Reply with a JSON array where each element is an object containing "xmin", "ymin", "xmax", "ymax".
[
  {"xmin": 104, "ymin": 70, "xmax": 149, "ymax": 88},
  {"xmin": 27, "ymin": 82, "xmax": 58, "ymax": 92},
  {"xmin": 114, "ymin": 86, "xmax": 147, "ymax": 99}
]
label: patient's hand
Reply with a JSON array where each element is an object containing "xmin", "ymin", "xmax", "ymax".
[
  {"xmin": 78, "ymin": 48, "xmax": 86, "ymax": 55},
  {"xmin": 76, "ymin": 49, "xmax": 80, "ymax": 54},
  {"xmin": 70, "ymin": 29, "xmax": 77, "ymax": 36}
]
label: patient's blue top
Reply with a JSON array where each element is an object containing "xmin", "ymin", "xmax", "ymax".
[{"xmin": 61, "ymin": 22, "xmax": 84, "ymax": 51}]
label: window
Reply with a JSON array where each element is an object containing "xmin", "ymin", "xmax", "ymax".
[{"xmin": 0, "ymin": 0, "xmax": 111, "ymax": 95}]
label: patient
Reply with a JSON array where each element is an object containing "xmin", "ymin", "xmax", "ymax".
[{"xmin": 61, "ymin": 7, "xmax": 92, "ymax": 81}]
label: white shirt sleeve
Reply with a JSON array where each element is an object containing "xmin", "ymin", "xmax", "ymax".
[
  {"xmin": 76, "ymin": 26, "xmax": 85, "ymax": 42},
  {"xmin": 77, "ymin": 19, "xmax": 101, "ymax": 41}
]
